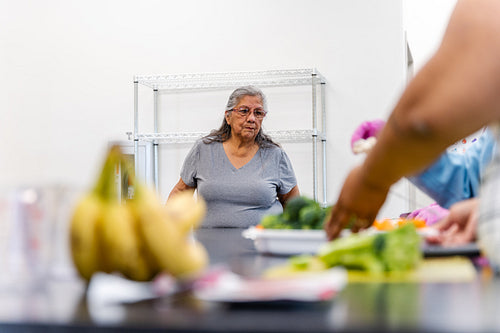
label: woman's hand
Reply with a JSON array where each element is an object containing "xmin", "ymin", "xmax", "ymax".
[
  {"xmin": 426, "ymin": 198, "xmax": 479, "ymax": 246},
  {"xmin": 324, "ymin": 165, "xmax": 390, "ymax": 240}
]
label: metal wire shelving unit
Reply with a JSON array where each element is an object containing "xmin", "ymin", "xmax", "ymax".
[{"xmin": 132, "ymin": 68, "xmax": 327, "ymax": 205}]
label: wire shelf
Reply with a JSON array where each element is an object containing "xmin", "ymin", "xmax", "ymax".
[
  {"xmin": 135, "ymin": 130, "xmax": 324, "ymax": 144},
  {"xmin": 132, "ymin": 68, "xmax": 327, "ymax": 204},
  {"xmin": 134, "ymin": 68, "xmax": 325, "ymax": 91}
]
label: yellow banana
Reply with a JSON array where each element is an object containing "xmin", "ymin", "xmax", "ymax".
[
  {"xmin": 69, "ymin": 193, "xmax": 103, "ymax": 282},
  {"xmin": 133, "ymin": 185, "xmax": 208, "ymax": 279},
  {"xmin": 165, "ymin": 190, "xmax": 206, "ymax": 234},
  {"xmin": 70, "ymin": 145, "xmax": 208, "ymax": 282},
  {"xmin": 171, "ymin": 239, "xmax": 208, "ymax": 279},
  {"xmin": 99, "ymin": 201, "xmax": 158, "ymax": 281}
]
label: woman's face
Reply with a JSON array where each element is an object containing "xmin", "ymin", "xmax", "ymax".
[{"xmin": 226, "ymin": 95, "xmax": 265, "ymax": 142}]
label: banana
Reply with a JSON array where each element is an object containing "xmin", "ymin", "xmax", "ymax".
[
  {"xmin": 99, "ymin": 201, "xmax": 157, "ymax": 281},
  {"xmin": 133, "ymin": 185, "xmax": 208, "ymax": 279},
  {"xmin": 165, "ymin": 190, "xmax": 206, "ymax": 233},
  {"xmin": 170, "ymin": 239, "xmax": 209, "ymax": 279},
  {"xmin": 70, "ymin": 146, "xmax": 120, "ymax": 282},
  {"xmin": 70, "ymin": 145, "xmax": 208, "ymax": 283},
  {"xmin": 69, "ymin": 193, "xmax": 103, "ymax": 282}
]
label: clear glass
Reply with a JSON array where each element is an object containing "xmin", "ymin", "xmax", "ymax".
[{"xmin": 0, "ymin": 185, "xmax": 81, "ymax": 289}]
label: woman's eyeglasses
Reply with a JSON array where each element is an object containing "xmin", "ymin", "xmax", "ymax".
[{"xmin": 230, "ymin": 107, "xmax": 267, "ymax": 119}]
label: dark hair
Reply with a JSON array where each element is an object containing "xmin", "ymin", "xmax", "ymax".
[{"xmin": 202, "ymin": 86, "xmax": 280, "ymax": 148}]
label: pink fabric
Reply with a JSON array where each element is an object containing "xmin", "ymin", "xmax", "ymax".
[{"xmin": 350, "ymin": 119, "xmax": 386, "ymax": 151}]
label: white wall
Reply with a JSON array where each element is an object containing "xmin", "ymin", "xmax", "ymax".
[
  {"xmin": 403, "ymin": 0, "xmax": 457, "ymax": 209},
  {"xmin": 403, "ymin": 0, "xmax": 457, "ymax": 73},
  {"xmin": 1, "ymin": 0, "xmax": 411, "ymax": 217}
]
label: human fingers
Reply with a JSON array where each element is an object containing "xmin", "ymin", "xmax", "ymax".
[
  {"xmin": 425, "ymin": 232, "xmax": 443, "ymax": 244},
  {"xmin": 324, "ymin": 204, "xmax": 349, "ymax": 240},
  {"xmin": 326, "ymin": 165, "xmax": 387, "ymax": 239},
  {"xmin": 424, "ymin": 214, "xmax": 454, "ymax": 244},
  {"xmin": 431, "ymin": 213, "xmax": 456, "ymax": 233},
  {"xmin": 436, "ymin": 223, "xmax": 462, "ymax": 246},
  {"xmin": 446, "ymin": 206, "xmax": 479, "ymax": 245},
  {"xmin": 441, "ymin": 227, "xmax": 473, "ymax": 246},
  {"xmin": 349, "ymin": 215, "xmax": 374, "ymax": 233}
]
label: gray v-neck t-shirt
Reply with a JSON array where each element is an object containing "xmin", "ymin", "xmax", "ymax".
[{"xmin": 180, "ymin": 139, "xmax": 297, "ymax": 228}]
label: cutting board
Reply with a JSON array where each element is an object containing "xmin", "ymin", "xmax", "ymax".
[
  {"xmin": 264, "ymin": 256, "xmax": 477, "ymax": 283},
  {"xmin": 347, "ymin": 256, "xmax": 477, "ymax": 283}
]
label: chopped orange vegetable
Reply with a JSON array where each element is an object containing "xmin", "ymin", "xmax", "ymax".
[
  {"xmin": 255, "ymin": 224, "xmax": 265, "ymax": 229},
  {"xmin": 410, "ymin": 218, "xmax": 426, "ymax": 228},
  {"xmin": 373, "ymin": 219, "xmax": 396, "ymax": 231},
  {"xmin": 373, "ymin": 217, "xmax": 427, "ymax": 231}
]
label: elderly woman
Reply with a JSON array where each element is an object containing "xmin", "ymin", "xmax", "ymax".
[{"xmin": 168, "ymin": 85, "xmax": 300, "ymax": 228}]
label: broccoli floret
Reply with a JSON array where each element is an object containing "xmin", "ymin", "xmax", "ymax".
[
  {"xmin": 298, "ymin": 205, "xmax": 324, "ymax": 229},
  {"xmin": 283, "ymin": 196, "xmax": 316, "ymax": 222},
  {"xmin": 259, "ymin": 196, "xmax": 328, "ymax": 230}
]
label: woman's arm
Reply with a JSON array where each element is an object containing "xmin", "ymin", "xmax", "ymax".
[
  {"xmin": 167, "ymin": 178, "xmax": 195, "ymax": 201},
  {"xmin": 326, "ymin": 0, "xmax": 500, "ymax": 239},
  {"xmin": 278, "ymin": 185, "xmax": 300, "ymax": 208}
]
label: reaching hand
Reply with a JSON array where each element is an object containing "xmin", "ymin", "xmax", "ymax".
[
  {"xmin": 425, "ymin": 198, "xmax": 478, "ymax": 246},
  {"xmin": 324, "ymin": 165, "xmax": 390, "ymax": 240},
  {"xmin": 350, "ymin": 119, "xmax": 385, "ymax": 154},
  {"xmin": 403, "ymin": 203, "xmax": 449, "ymax": 226}
]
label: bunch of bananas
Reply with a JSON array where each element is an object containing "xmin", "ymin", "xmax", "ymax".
[{"xmin": 70, "ymin": 146, "xmax": 208, "ymax": 283}]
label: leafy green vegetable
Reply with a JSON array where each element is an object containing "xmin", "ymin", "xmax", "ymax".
[
  {"xmin": 260, "ymin": 213, "xmax": 291, "ymax": 229},
  {"xmin": 299, "ymin": 205, "xmax": 326, "ymax": 229},
  {"xmin": 260, "ymin": 195, "xmax": 330, "ymax": 230},
  {"xmin": 283, "ymin": 196, "xmax": 317, "ymax": 222},
  {"xmin": 289, "ymin": 254, "xmax": 328, "ymax": 271},
  {"xmin": 289, "ymin": 254, "xmax": 316, "ymax": 270},
  {"xmin": 379, "ymin": 223, "xmax": 422, "ymax": 271},
  {"xmin": 316, "ymin": 223, "xmax": 421, "ymax": 272}
]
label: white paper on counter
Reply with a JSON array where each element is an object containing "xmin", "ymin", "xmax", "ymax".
[{"xmin": 193, "ymin": 266, "xmax": 347, "ymax": 303}]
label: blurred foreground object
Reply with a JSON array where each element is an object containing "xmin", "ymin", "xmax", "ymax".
[
  {"xmin": 70, "ymin": 146, "xmax": 208, "ymax": 283},
  {"xmin": 269, "ymin": 224, "xmax": 421, "ymax": 275}
]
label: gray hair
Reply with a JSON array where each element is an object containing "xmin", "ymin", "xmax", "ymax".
[
  {"xmin": 225, "ymin": 85, "xmax": 268, "ymax": 112},
  {"xmin": 202, "ymin": 86, "xmax": 279, "ymax": 148}
]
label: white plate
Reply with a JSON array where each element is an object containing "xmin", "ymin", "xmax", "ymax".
[
  {"xmin": 242, "ymin": 227, "xmax": 330, "ymax": 255},
  {"xmin": 242, "ymin": 226, "xmax": 437, "ymax": 256}
]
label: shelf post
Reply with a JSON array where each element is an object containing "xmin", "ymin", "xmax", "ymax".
[
  {"xmin": 134, "ymin": 78, "xmax": 139, "ymax": 178},
  {"xmin": 311, "ymin": 71, "xmax": 318, "ymax": 202},
  {"xmin": 153, "ymin": 88, "xmax": 159, "ymax": 192},
  {"xmin": 321, "ymin": 81, "xmax": 327, "ymax": 207}
]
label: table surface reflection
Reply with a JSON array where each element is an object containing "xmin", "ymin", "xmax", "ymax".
[{"xmin": 0, "ymin": 228, "xmax": 498, "ymax": 333}]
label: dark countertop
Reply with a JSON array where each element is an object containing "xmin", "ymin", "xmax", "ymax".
[{"xmin": 0, "ymin": 228, "xmax": 496, "ymax": 333}]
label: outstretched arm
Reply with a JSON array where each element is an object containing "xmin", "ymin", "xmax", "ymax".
[{"xmin": 326, "ymin": 0, "xmax": 500, "ymax": 239}]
